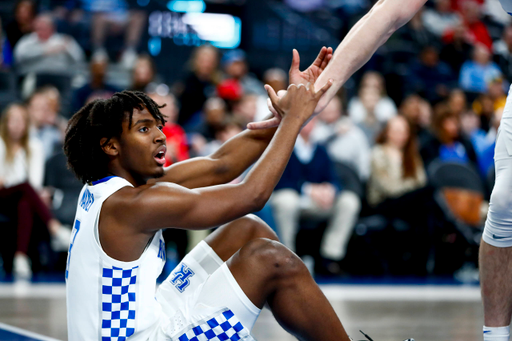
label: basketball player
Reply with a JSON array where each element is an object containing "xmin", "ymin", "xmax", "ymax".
[
  {"xmin": 60, "ymin": 46, "xmax": 413, "ymax": 341},
  {"xmin": 247, "ymin": 0, "xmax": 512, "ymax": 340}
]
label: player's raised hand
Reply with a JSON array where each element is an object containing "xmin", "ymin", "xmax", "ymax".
[
  {"xmin": 247, "ymin": 47, "xmax": 333, "ymax": 130},
  {"xmin": 267, "ymin": 79, "xmax": 333, "ymax": 126},
  {"xmin": 289, "ymin": 46, "xmax": 333, "ymax": 86}
]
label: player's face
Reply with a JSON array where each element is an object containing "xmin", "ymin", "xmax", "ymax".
[{"xmin": 118, "ymin": 108, "xmax": 166, "ymax": 181}]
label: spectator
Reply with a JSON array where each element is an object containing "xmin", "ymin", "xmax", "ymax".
[
  {"xmin": 198, "ymin": 117, "xmax": 245, "ymax": 157},
  {"xmin": 348, "ymin": 71, "xmax": 397, "ymax": 125},
  {"xmin": 189, "ymin": 97, "xmax": 228, "ymax": 156},
  {"xmin": 421, "ymin": 103, "xmax": 479, "ymax": 168},
  {"xmin": 408, "ymin": 45, "xmax": 454, "ymax": 102},
  {"xmin": 472, "ymin": 78, "xmax": 506, "ymax": 130},
  {"xmin": 367, "ymin": 116, "xmax": 435, "ymax": 275},
  {"xmin": 178, "ymin": 45, "xmax": 221, "ymax": 128},
  {"xmin": 478, "ymin": 107, "xmax": 504, "ymax": 176},
  {"xmin": 352, "ymin": 87, "xmax": 386, "ymax": 144},
  {"xmin": 28, "ymin": 87, "xmax": 65, "ymax": 160},
  {"xmin": 312, "ymin": 96, "xmax": 371, "ymax": 181},
  {"xmin": 396, "ymin": 9, "xmax": 438, "ymax": 50},
  {"xmin": 148, "ymin": 90, "xmax": 189, "ymax": 166},
  {"xmin": 72, "ymin": 57, "xmax": 119, "ymax": 113},
  {"xmin": 423, "ymin": 0, "xmax": 462, "ymax": 37},
  {"xmin": 13, "ymin": 13, "xmax": 85, "ymax": 75},
  {"xmin": 130, "ymin": 54, "xmax": 156, "ymax": 92},
  {"xmin": 222, "ymin": 49, "xmax": 265, "ymax": 96},
  {"xmin": 440, "ymin": 23, "xmax": 473, "ymax": 75},
  {"xmin": 460, "ymin": 0, "xmax": 493, "ymax": 49},
  {"xmin": 90, "ymin": 0, "xmax": 146, "ymax": 68},
  {"xmin": 0, "ymin": 103, "xmax": 67, "ymax": 279},
  {"xmin": 400, "ymin": 94, "xmax": 433, "ymax": 147},
  {"xmin": 493, "ymin": 24, "xmax": 512, "ymax": 82},
  {"xmin": 0, "ymin": 18, "xmax": 13, "ymax": 69},
  {"xmin": 368, "ymin": 115, "xmax": 427, "ymax": 206},
  {"xmin": 232, "ymin": 94, "xmax": 259, "ymax": 126},
  {"xmin": 5, "ymin": 0, "xmax": 36, "ymax": 49},
  {"xmin": 459, "ymin": 43, "xmax": 502, "ymax": 93},
  {"xmin": 271, "ymin": 117, "xmax": 361, "ymax": 273}
]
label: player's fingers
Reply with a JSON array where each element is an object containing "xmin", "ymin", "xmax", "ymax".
[
  {"xmin": 265, "ymin": 84, "xmax": 280, "ymax": 108},
  {"xmin": 247, "ymin": 117, "xmax": 281, "ymax": 130},
  {"xmin": 312, "ymin": 46, "xmax": 327, "ymax": 67},
  {"xmin": 320, "ymin": 50, "xmax": 333, "ymax": 70},
  {"xmin": 267, "ymin": 97, "xmax": 279, "ymax": 117},
  {"xmin": 289, "ymin": 49, "xmax": 300, "ymax": 74},
  {"xmin": 277, "ymin": 90, "xmax": 287, "ymax": 98},
  {"xmin": 315, "ymin": 79, "xmax": 334, "ymax": 99}
]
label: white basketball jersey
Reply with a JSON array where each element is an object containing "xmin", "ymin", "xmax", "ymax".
[
  {"xmin": 66, "ymin": 176, "xmax": 166, "ymax": 341},
  {"xmin": 500, "ymin": 0, "xmax": 512, "ymax": 15}
]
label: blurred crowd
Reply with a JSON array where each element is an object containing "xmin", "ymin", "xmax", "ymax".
[{"xmin": 0, "ymin": 0, "xmax": 510, "ymax": 280}]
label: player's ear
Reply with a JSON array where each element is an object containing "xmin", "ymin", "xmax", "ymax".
[{"xmin": 100, "ymin": 137, "xmax": 119, "ymax": 156}]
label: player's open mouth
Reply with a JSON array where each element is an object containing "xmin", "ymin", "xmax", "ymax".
[{"xmin": 154, "ymin": 145, "xmax": 166, "ymax": 166}]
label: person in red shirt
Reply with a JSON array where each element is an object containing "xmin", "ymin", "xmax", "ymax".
[{"xmin": 149, "ymin": 91, "xmax": 189, "ymax": 166}]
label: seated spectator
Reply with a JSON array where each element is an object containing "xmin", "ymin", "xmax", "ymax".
[
  {"xmin": 271, "ymin": 117, "xmax": 361, "ymax": 273},
  {"xmin": 198, "ymin": 117, "xmax": 245, "ymax": 157},
  {"xmin": 421, "ymin": 103, "xmax": 479, "ymax": 169},
  {"xmin": 130, "ymin": 53, "xmax": 156, "ymax": 92},
  {"xmin": 5, "ymin": 0, "xmax": 36, "ymax": 49},
  {"xmin": 493, "ymin": 24, "xmax": 512, "ymax": 82},
  {"xmin": 312, "ymin": 96, "xmax": 371, "ymax": 181},
  {"xmin": 0, "ymin": 18, "xmax": 13, "ymax": 69},
  {"xmin": 222, "ymin": 49, "xmax": 265, "ymax": 96},
  {"xmin": 396, "ymin": 10, "xmax": 438, "ymax": 51},
  {"xmin": 447, "ymin": 88, "xmax": 468, "ymax": 116},
  {"xmin": 148, "ymin": 90, "xmax": 189, "ymax": 166},
  {"xmin": 472, "ymin": 78, "xmax": 506, "ymax": 130},
  {"xmin": 408, "ymin": 45, "xmax": 454, "ymax": 102},
  {"xmin": 368, "ymin": 115, "xmax": 427, "ymax": 206},
  {"xmin": 351, "ymin": 87, "xmax": 387, "ymax": 144},
  {"xmin": 178, "ymin": 44, "xmax": 221, "ymax": 128},
  {"xmin": 0, "ymin": 103, "xmax": 68, "ymax": 279},
  {"xmin": 87, "ymin": 0, "xmax": 147, "ymax": 68},
  {"xmin": 189, "ymin": 97, "xmax": 228, "ymax": 156},
  {"xmin": 13, "ymin": 13, "xmax": 85, "ymax": 75},
  {"xmin": 367, "ymin": 116, "xmax": 435, "ymax": 275},
  {"xmin": 457, "ymin": 0, "xmax": 493, "ymax": 49},
  {"xmin": 28, "ymin": 87, "xmax": 66, "ymax": 160},
  {"xmin": 400, "ymin": 94, "xmax": 433, "ymax": 147},
  {"xmin": 423, "ymin": 0, "xmax": 462, "ymax": 37},
  {"xmin": 348, "ymin": 71, "xmax": 397, "ymax": 124},
  {"xmin": 72, "ymin": 57, "xmax": 119, "ymax": 113},
  {"xmin": 232, "ymin": 94, "xmax": 259, "ymax": 126},
  {"xmin": 440, "ymin": 23, "xmax": 473, "ymax": 75},
  {"xmin": 459, "ymin": 43, "xmax": 502, "ymax": 93}
]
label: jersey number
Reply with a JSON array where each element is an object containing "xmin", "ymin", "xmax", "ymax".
[{"xmin": 65, "ymin": 219, "xmax": 81, "ymax": 280}]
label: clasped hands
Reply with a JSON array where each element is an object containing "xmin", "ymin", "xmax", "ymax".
[{"xmin": 248, "ymin": 47, "xmax": 334, "ymax": 130}]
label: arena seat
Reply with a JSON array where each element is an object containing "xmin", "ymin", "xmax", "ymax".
[{"xmin": 333, "ymin": 161, "xmax": 364, "ymax": 199}]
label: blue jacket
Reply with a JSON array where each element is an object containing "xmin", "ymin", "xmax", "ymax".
[{"xmin": 275, "ymin": 144, "xmax": 342, "ymax": 194}]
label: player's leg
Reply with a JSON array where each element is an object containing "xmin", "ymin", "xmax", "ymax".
[
  {"xmin": 204, "ymin": 214, "xmax": 278, "ymax": 261},
  {"xmin": 480, "ymin": 122, "xmax": 512, "ymax": 340},
  {"xmin": 226, "ymin": 238, "xmax": 350, "ymax": 341}
]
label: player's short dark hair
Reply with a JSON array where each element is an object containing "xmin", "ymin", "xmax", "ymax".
[{"xmin": 64, "ymin": 90, "xmax": 165, "ymax": 184}]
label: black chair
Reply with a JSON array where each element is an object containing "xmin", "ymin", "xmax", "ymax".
[
  {"xmin": 0, "ymin": 71, "xmax": 18, "ymax": 113},
  {"xmin": 333, "ymin": 161, "xmax": 364, "ymax": 199},
  {"xmin": 44, "ymin": 151, "xmax": 83, "ymax": 226},
  {"xmin": 427, "ymin": 160, "xmax": 485, "ymax": 245}
]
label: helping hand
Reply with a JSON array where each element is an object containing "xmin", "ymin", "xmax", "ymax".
[{"xmin": 247, "ymin": 47, "xmax": 333, "ymax": 130}]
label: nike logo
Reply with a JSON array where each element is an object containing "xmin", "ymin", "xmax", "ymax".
[
  {"xmin": 484, "ymin": 331, "xmax": 491, "ymax": 334},
  {"xmin": 493, "ymin": 235, "xmax": 507, "ymax": 239}
]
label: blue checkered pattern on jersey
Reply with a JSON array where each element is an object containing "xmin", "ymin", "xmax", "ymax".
[
  {"xmin": 177, "ymin": 309, "xmax": 251, "ymax": 341},
  {"xmin": 101, "ymin": 265, "xmax": 139, "ymax": 341}
]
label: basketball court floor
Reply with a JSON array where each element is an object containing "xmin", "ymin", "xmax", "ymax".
[{"xmin": 0, "ymin": 282, "xmax": 483, "ymax": 341}]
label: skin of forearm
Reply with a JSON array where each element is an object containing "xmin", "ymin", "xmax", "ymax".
[
  {"xmin": 241, "ymin": 114, "xmax": 304, "ymax": 209},
  {"xmin": 314, "ymin": 0, "xmax": 426, "ymax": 111},
  {"xmin": 209, "ymin": 124, "xmax": 277, "ymax": 182}
]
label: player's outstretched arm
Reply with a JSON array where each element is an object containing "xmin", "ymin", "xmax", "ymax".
[
  {"xmin": 113, "ymin": 81, "xmax": 333, "ymax": 232},
  {"xmin": 314, "ymin": 0, "xmax": 427, "ymax": 112},
  {"xmin": 248, "ymin": 0, "xmax": 427, "ymax": 131},
  {"xmin": 155, "ymin": 47, "xmax": 332, "ymax": 190}
]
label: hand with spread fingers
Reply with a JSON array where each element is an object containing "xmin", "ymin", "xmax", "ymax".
[
  {"xmin": 266, "ymin": 79, "xmax": 333, "ymax": 127},
  {"xmin": 248, "ymin": 46, "xmax": 333, "ymax": 130}
]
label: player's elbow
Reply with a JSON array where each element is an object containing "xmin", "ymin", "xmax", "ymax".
[
  {"xmin": 249, "ymin": 186, "xmax": 272, "ymax": 212},
  {"xmin": 372, "ymin": 0, "xmax": 425, "ymax": 32}
]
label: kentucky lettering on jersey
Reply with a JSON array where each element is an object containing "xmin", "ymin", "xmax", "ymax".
[{"xmin": 66, "ymin": 176, "xmax": 166, "ymax": 341}]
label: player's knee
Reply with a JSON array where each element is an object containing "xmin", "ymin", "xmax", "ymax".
[
  {"xmin": 483, "ymin": 185, "xmax": 512, "ymax": 247},
  {"xmin": 244, "ymin": 214, "xmax": 279, "ymax": 241},
  {"xmin": 242, "ymin": 238, "xmax": 304, "ymax": 279}
]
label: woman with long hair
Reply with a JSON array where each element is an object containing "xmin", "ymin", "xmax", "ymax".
[{"xmin": 0, "ymin": 103, "xmax": 66, "ymax": 279}]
